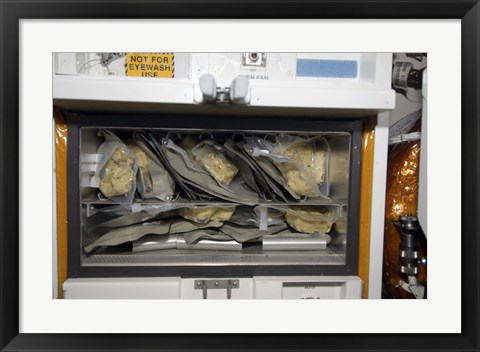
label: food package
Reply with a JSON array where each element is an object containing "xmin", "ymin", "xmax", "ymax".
[
  {"xmin": 254, "ymin": 156, "xmax": 300, "ymax": 200},
  {"xmin": 229, "ymin": 206, "xmax": 285, "ymax": 228},
  {"xmin": 127, "ymin": 139, "xmax": 176, "ymax": 201},
  {"xmin": 179, "ymin": 135, "xmax": 199, "ymax": 153},
  {"xmin": 163, "ymin": 135, "xmax": 204, "ymax": 173},
  {"xmin": 99, "ymin": 148, "xmax": 135, "ymax": 197},
  {"xmin": 223, "ymin": 139, "xmax": 262, "ymax": 194},
  {"xmin": 182, "ymin": 230, "xmax": 234, "ymax": 244},
  {"xmin": 219, "ymin": 223, "xmax": 288, "ymax": 242},
  {"xmin": 83, "ymin": 203, "xmax": 183, "ymax": 239},
  {"xmin": 84, "ymin": 219, "xmax": 224, "ymax": 253},
  {"xmin": 244, "ymin": 135, "xmax": 329, "ymax": 198},
  {"xmin": 178, "ymin": 206, "xmax": 236, "ymax": 224},
  {"xmin": 192, "ymin": 140, "xmax": 239, "ymax": 185},
  {"xmin": 281, "ymin": 139, "xmax": 326, "ymax": 184},
  {"xmin": 161, "ymin": 137, "xmax": 259, "ymax": 205},
  {"xmin": 146, "ymin": 133, "xmax": 208, "ymax": 200},
  {"xmin": 89, "ymin": 130, "xmax": 138, "ymax": 205},
  {"xmin": 127, "ymin": 142, "xmax": 153, "ymax": 193},
  {"xmin": 285, "ymin": 206, "xmax": 337, "ymax": 234},
  {"xmin": 233, "ymin": 139, "xmax": 288, "ymax": 201},
  {"xmin": 276, "ymin": 163, "xmax": 312, "ymax": 197},
  {"xmin": 176, "ymin": 236, "xmax": 242, "ymax": 250},
  {"xmin": 274, "ymin": 137, "xmax": 327, "ymax": 197},
  {"xmin": 132, "ymin": 232, "xmax": 240, "ymax": 252},
  {"xmin": 95, "ymin": 142, "xmax": 138, "ymax": 205}
]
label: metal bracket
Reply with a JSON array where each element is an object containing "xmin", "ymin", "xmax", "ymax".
[
  {"xmin": 215, "ymin": 87, "xmax": 231, "ymax": 104},
  {"xmin": 194, "ymin": 279, "xmax": 240, "ymax": 299}
]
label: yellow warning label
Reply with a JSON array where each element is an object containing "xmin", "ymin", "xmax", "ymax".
[{"xmin": 125, "ymin": 53, "xmax": 174, "ymax": 78}]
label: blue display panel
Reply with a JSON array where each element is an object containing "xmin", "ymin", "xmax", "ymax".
[{"xmin": 296, "ymin": 59, "xmax": 358, "ymax": 78}]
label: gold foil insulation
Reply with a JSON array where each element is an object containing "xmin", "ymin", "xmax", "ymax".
[
  {"xmin": 54, "ymin": 109, "xmax": 68, "ymax": 299},
  {"xmin": 358, "ymin": 120, "xmax": 376, "ymax": 298},
  {"xmin": 383, "ymin": 122, "xmax": 427, "ymax": 299}
]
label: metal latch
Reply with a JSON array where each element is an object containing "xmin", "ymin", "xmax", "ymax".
[
  {"xmin": 194, "ymin": 279, "xmax": 239, "ymax": 299},
  {"xmin": 199, "ymin": 74, "xmax": 250, "ymax": 104},
  {"xmin": 215, "ymin": 87, "xmax": 231, "ymax": 104}
]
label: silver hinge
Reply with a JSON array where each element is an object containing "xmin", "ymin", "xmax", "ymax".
[{"xmin": 194, "ymin": 279, "xmax": 240, "ymax": 299}]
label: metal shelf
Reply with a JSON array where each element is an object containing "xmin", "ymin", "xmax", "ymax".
[
  {"xmin": 82, "ymin": 195, "xmax": 348, "ymax": 208},
  {"xmin": 83, "ymin": 247, "xmax": 345, "ymax": 266}
]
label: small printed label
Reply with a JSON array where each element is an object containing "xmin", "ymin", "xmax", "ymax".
[
  {"xmin": 125, "ymin": 53, "xmax": 174, "ymax": 78},
  {"xmin": 392, "ymin": 62, "xmax": 413, "ymax": 89},
  {"xmin": 239, "ymin": 74, "xmax": 269, "ymax": 80},
  {"xmin": 80, "ymin": 153, "xmax": 101, "ymax": 172}
]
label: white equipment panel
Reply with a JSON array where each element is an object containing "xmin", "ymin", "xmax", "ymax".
[
  {"xmin": 53, "ymin": 52, "xmax": 395, "ymax": 111},
  {"xmin": 63, "ymin": 276, "xmax": 362, "ymax": 299}
]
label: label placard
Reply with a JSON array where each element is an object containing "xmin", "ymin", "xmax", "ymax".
[
  {"xmin": 125, "ymin": 53, "xmax": 174, "ymax": 78},
  {"xmin": 392, "ymin": 62, "xmax": 412, "ymax": 90}
]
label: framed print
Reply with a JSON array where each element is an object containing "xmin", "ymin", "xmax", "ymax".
[{"xmin": 0, "ymin": 0, "xmax": 478, "ymax": 351}]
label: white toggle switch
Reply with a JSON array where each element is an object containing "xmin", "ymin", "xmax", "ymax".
[
  {"xmin": 229, "ymin": 76, "xmax": 250, "ymax": 104},
  {"xmin": 199, "ymin": 74, "xmax": 217, "ymax": 102}
]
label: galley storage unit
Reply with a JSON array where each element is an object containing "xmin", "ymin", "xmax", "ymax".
[{"xmin": 53, "ymin": 53, "xmax": 395, "ymax": 299}]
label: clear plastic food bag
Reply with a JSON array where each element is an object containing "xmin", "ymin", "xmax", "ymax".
[
  {"xmin": 278, "ymin": 135, "xmax": 328, "ymax": 185},
  {"xmin": 127, "ymin": 139, "xmax": 176, "ymax": 201},
  {"xmin": 146, "ymin": 133, "xmax": 209, "ymax": 201},
  {"xmin": 284, "ymin": 206, "xmax": 338, "ymax": 234},
  {"xmin": 179, "ymin": 135, "xmax": 199, "ymax": 154},
  {"xmin": 223, "ymin": 139, "xmax": 261, "ymax": 194},
  {"xmin": 228, "ymin": 206, "xmax": 285, "ymax": 230},
  {"xmin": 178, "ymin": 205, "xmax": 236, "ymax": 224},
  {"xmin": 161, "ymin": 137, "xmax": 259, "ymax": 205},
  {"xmin": 254, "ymin": 155, "xmax": 301, "ymax": 200},
  {"xmin": 224, "ymin": 139, "xmax": 277, "ymax": 201},
  {"xmin": 91, "ymin": 130, "xmax": 138, "ymax": 205},
  {"xmin": 126, "ymin": 141, "xmax": 152, "ymax": 196},
  {"xmin": 244, "ymin": 135, "xmax": 329, "ymax": 198},
  {"xmin": 192, "ymin": 140, "xmax": 239, "ymax": 186}
]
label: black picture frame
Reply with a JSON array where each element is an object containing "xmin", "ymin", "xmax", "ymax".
[{"xmin": 1, "ymin": 1, "xmax": 478, "ymax": 351}]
